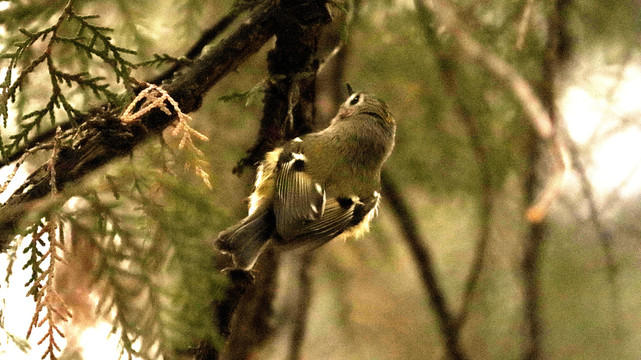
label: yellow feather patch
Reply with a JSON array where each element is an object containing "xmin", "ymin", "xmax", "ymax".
[
  {"xmin": 248, "ymin": 148, "xmax": 283, "ymax": 215},
  {"xmin": 334, "ymin": 194, "xmax": 381, "ymax": 242}
]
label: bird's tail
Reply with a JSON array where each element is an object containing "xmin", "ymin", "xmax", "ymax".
[{"xmin": 215, "ymin": 209, "xmax": 275, "ymax": 270}]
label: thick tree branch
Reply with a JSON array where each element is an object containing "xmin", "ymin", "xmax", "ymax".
[
  {"xmin": 0, "ymin": 4, "xmax": 248, "ymax": 169},
  {"xmin": 0, "ymin": 0, "xmax": 282, "ymax": 250},
  {"xmin": 521, "ymin": 145, "xmax": 545, "ymax": 360},
  {"xmin": 381, "ymin": 171, "xmax": 469, "ymax": 360},
  {"xmin": 219, "ymin": 248, "xmax": 280, "ymax": 360},
  {"xmin": 233, "ymin": 0, "xmax": 330, "ymax": 173},
  {"xmin": 215, "ymin": 1, "xmax": 330, "ymax": 359}
]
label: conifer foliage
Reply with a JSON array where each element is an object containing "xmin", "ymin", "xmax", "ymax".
[{"xmin": 0, "ymin": 1, "xmax": 223, "ymax": 359}]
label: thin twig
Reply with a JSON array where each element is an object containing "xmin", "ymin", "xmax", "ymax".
[
  {"xmin": 590, "ymin": 115, "xmax": 641, "ymax": 149},
  {"xmin": 152, "ymin": 4, "xmax": 250, "ymax": 84},
  {"xmin": 586, "ymin": 50, "xmax": 636, "ymax": 146},
  {"xmin": 415, "ymin": 0, "xmax": 553, "ymax": 139},
  {"xmin": 414, "ymin": 0, "xmax": 570, "ymax": 224},
  {"xmin": 601, "ymin": 156, "xmax": 641, "ymax": 214},
  {"xmin": 564, "ymin": 133, "xmax": 622, "ymax": 335},
  {"xmin": 0, "ymin": 143, "xmax": 53, "ymax": 195},
  {"xmin": 516, "ymin": 0, "xmax": 535, "ymax": 50},
  {"xmin": 381, "ymin": 171, "xmax": 469, "ymax": 360}
]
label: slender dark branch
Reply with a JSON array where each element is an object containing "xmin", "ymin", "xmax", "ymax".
[
  {"xmin": 568, "ymin": 142, "xmax": 617, "ymax": 275},
  {"xmin": 287, "ymin": 252, "xmax": 315, "ymax": 360},
  {"xmin": 456, "ymin": 118, "xmax": 493, "ymax": 327},
  {"xmin": 521, "ymin": 148, "xmax": 545, "ymax": 360},
  {"xmin": 565, "ymin": 136, "xmax": 622, "ymax": 334},
  {"xmin": 415, "ymin": 1, "xmax": 494, "ymax": 328},
  {"xmin": 521, "ymin": 0, "xmax": 571, "ymax": 358},
  {"xmin": 381, "ymin": 171, "xmax": 468, "ymax": 360},
  {"xmin": 152, "ymin": 5, "xmax": 249, "ymax": 85}
]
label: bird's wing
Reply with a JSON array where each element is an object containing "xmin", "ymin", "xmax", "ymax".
[
  {"xmin": 274, "ymin": 147, "xmax": 327, "ymax": 238},
  {"xmin": 275, "ymin": 194, "xmax": 380, "ymax": 252}
]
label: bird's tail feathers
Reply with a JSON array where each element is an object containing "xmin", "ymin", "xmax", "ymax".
[{"xmin": 216, "ymin": 210, "xmax": 274, "ymax": 270}]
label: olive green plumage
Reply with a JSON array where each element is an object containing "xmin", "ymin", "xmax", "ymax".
[{"xmin": 216, "ymin": 91, "xmax": 396, "ymax": 270}]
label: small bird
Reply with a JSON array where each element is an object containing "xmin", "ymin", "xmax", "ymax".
[{"xmin": 216, "ymin": 88, "xmax": 396, "ymax": 270}]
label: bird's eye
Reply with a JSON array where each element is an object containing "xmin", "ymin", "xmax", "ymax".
[{"xmin": 349, "ymin": 94, "xmax": 360, "ymax": 106}]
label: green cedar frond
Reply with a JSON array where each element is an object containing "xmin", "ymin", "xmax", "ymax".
[
  {"xmin": 136, "ymin": 53, "xmax": 187, "ymax": 68},
  {"xmin": 0, "ymin": 3, "xmax": 138, "ymax": 162},
  {"xmin": 218, "ymin": 78, "xmax": 267, "ymax": 107}
]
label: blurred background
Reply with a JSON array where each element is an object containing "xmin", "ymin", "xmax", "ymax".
[{"xmin": 1, "ymin": 0, "xmax": 641, "ymax": 359}]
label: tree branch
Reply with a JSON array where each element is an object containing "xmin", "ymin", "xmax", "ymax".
[
  {"xmin": 381, "ymin": 171, "xmax": 469, "ymax": 360},
  {"xmin": 516, "ymin": 0, "xmax": 536, "ymax": 50},
  {"xmin": 456, "ymin": 114, "xmax": 493, "ymax": 328},
  {"xmin": 152, "ymin": 3, "xmax": 252, "ymax": 85},
  {"xmin": 415, "ymin": 1, "xmax": 494, "ymax": 328},
  {"xmin": 0, "ymin": 0, "xmax": 282, "ymax": 250},
  {"xmin": 521, "ymin": 1, "xmax": 571, "ymax": 358},
  {"xmin": 521, "ymin": 150, "xmax": 545, "ymax": 360},
  {"xmin": 414, "ymin": 0, "xmax": 553, "ymax": 139},
  {"xmin": 565, "ymin": 135, "xmax": 622, "ymax": 334},
  {"xmin": 216, "ymin": 1, "xmax": 331, "ymax": 359},
  {"xmin": 233, "ymin": 0, "xmax": 331, "ymax": 174},
  {"xmin": 0, "ymin": 4, "xmax": 249, "ymax": 169},
  {"xmin": 219, "ymin": 248, "xmax": 280, "ymax": 360}
]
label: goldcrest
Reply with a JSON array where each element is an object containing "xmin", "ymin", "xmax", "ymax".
[{"xmin": 216, "ymin": 90, "xmax": 396, "ymax": 270}]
